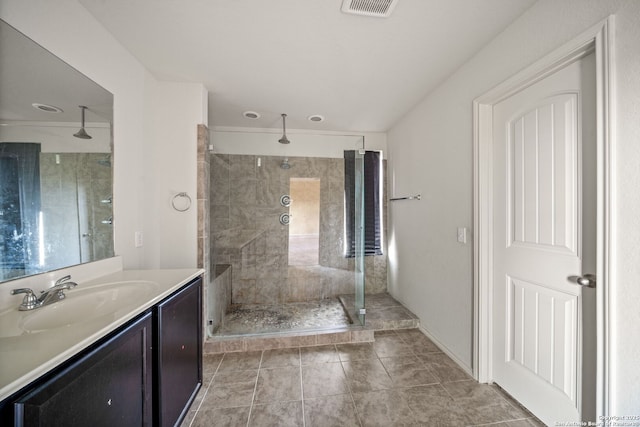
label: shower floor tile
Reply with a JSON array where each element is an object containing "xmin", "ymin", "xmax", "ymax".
[{"xmin": 217, "ymin": 298, "xmax": 351, "ymax": 335}]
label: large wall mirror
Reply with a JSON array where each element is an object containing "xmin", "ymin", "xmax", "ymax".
[{"xmin": 0, "ymin": 20, "xmax": 114, "ymax": 283}]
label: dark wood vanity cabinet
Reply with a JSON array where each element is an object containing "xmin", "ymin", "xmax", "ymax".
[
  {"xmin": 4, "ymin": 276, "xmax": 202, "ymax": 427},
  {"xmin": 155, "ymin": 277, "xmax": 202, "ymax": 427},
  {"xmin": 14, "ymin": 313, "xmax": 154, "ymax": 427}
]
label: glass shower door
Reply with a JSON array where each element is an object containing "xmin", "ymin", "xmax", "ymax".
[{"xmin": 353, "ymin": 149, "xmax": 366, "ymax": 325}]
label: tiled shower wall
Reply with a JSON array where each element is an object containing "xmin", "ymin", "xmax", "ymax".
[
  {"xmin": 210, "ymin": 154, "xmax": 387, "ymax": 307},
  {"xmin": 195, "ymin": 125, "xmax": 214, "ymax": 334},
  {"xmin": 40, "ymin": 152, "xmax": 113, "ymax": 268}
]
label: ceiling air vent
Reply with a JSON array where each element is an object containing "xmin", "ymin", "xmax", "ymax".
[{"xmin": 341, "ymin": 0, "xmax": 399, "ymax": 18}]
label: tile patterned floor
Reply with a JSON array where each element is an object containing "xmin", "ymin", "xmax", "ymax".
[{"xmin": 183, "ymin": 329, "xmax": 543, "ymax": 427}]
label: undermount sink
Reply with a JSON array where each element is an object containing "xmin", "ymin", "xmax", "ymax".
[{"xmin": 0, "ymin": 281, "xmax": 159, "ymax": 338}]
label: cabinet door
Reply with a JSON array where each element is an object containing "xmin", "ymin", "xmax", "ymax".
[
  {"xmin": 156, "ymin": 278, "xmax": 202, "ymax": 427},
  {"xmin": 14, "ymin": 312, "xmax": 153, "ymax": 427}
]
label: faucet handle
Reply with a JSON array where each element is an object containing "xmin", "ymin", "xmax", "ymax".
[
  {"xmin": 10, "ymin": 288, "xmax": 38, "ymax": 310},
  {"xmin": 54, "ymin": 275, "xmax": 72, "ymax": 286},
  {"xmin": 50, "ymin": 275, "xmax": 77, "ymax": 292}
]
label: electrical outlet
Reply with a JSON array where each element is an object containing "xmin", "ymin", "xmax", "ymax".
[{"xmin": 134, "ymin": 231, "xmax": 144, "ymax": 248}]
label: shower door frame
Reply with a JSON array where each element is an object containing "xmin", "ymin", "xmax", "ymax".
[{"xmin": 353, "ymin": 149, "xmax": 366, "ymax": 326}]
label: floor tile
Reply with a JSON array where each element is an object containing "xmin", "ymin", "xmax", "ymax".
[
  {"xmin": 189, "ymin": 384, "xmax": 209, "ymax": 410},
  {"xmin": 218, "ymin": 351, "xmax": 263, "ymax": 372},
  {"xmin": 300, "ymin": 344, "xmax": 340, "ymax": 364},
  {"xmin": 304, "ymin": 394, "xmax": 360, "ymax": 427},
  {"xmin": 336, "ymin": 342, "xmax": 377, "ymax": 361},
  {"xmin": 254, "ymin": 366, "xmax": 302, "ymax": 403},
  {"xmin": 202, "ymin": 353, "xmax": 224, "ymax": 382},
  {"xmin": 486, "ymin": 420, "xmax": 546, "ymax": 427},
  {"xmin": 352, "ymin": 389, "xmax": 415, "ymax": 426},
  {"xmin": 191, "ymin": 406, "xmax": 251, "ymax": 427},
  {"xmin": 372, "ymin": 333, "xmax": 414, "ymax": 358},
  {"xmin": 179, "ymin": 409, "xmax": 197, "ymax": 427},
  {"xmin": 401, "ymin": 384, "xmax": 470, "ymax": 426},
  {"xmin": 380, "ymin": 355, "xmax": 439, "ymax": 387},
  {"xmin": 261, "ymin": 347, "xmax": 301, "ymax": 368},
  {"xmin": 342, "ymin": 358, "xmax": 394, "ymax": 392},
  {"xmin": 248, "ymin": 400, "xmax": 303, "ymax": 427},
  {"xmin": 213, "ymin": 368, "xmax": 258, "ymax": 385},
  {"xmin": 199, "ymin": 380, "xmax": 256, "ymax": 409},
  {"xmin": 395, "ymin": 329, "xmax": 441, "ymax": 354},
  {"xmin": 442, "ymin": 380, "xmax": 530, "ymax": 425},
  {"xmin": 416, "ymin": 352, "xmax": 472, "ymax": 382},
  {"xmin": 302, "ymin": 362, "xmax": 350, "ymax": 398}
]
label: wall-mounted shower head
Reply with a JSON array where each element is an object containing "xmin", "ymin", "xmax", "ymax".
[
  {"xmin": 280, "ymin": 158, "xmax": 291, "ymax": 169},
  {"xmin": 278, "ymin": 113, "xmax": 290, "ymax": 144}
]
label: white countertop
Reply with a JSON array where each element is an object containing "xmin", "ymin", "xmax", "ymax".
[{"xmin": 0, "ymin": 268, "xmax": 204, "ymax": 401}]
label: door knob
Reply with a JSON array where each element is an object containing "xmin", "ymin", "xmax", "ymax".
[{"xmin": 567, "ymin": 274, "xmax": 596, "ymax": 288}]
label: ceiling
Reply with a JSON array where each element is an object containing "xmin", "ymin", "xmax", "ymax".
[
  {"xmin": 79, "ymin": 0, "xmax": 536, "ymax": 133},
  {"xmin": 0, "ymin": 20, "xmax": 113, "ymax": 124}
]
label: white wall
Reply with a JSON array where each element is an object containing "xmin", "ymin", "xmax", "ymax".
[
  {"xmin": 143, "ymin": 81, "xmax": 207, "ymax": 269},
  {"xmin": 0, "ymin": 123, "xmax": 111, "ymax": 152},
  {"xmin": 213, "ymin": 127, "xmax": 387, "ymax": 158},
  {"xmin": 0, "ymin": 0, "xmax": 206, "ymax": 272},
  {"xmin": 387, "ymin": 0, "xmax": 640, "ymax": 413}
]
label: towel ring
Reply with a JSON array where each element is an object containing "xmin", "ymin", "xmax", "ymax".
[{"xmin": 171, "ymin": 192, "xmax": 192, "ymax": 212}]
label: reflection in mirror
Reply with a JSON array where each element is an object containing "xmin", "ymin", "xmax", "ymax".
[
  {"xmin": 288, "ymin": 178, "xmax": 320, "ymax": 266},
  {"xmin": 0, "ymin": 20, "xmax": 114, "ymax": 282}
]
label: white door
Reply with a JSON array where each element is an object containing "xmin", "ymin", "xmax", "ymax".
[{"xmin": 492, "ymin": 54, "xmax": 596, "ymax": 424}]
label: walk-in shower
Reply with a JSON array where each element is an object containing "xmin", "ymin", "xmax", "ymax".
[{"xmin": 207, "ymin": 133, "xmax": 387, "ymax": 338}]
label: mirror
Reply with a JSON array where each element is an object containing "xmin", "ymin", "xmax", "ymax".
[{"xmin": 0, "ymin": 20, "xmax": 114, "ymax": 283}]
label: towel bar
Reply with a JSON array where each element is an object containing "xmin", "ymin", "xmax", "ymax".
[{"xmin": 390, "ymin": 194, "xmax": 421, "ymax": 202}]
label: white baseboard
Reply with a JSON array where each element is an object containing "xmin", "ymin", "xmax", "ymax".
[{"xmin": 418, "ymin": 325, "xmax": 474, "ymax": 378}]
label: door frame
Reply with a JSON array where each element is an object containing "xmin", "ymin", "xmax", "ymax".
[{"xmin": 473, "ymin": 17, "xmax": 614, "ymax": 418}]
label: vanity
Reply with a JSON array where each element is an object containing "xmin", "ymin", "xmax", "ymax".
[{"xmin": 0, "ymin": 267, "xmax": 204, "ymax": 427}]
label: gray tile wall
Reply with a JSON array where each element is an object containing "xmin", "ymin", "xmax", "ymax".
[
  {"xmin": 196, "ymin": 125, "xmax": 213, "ymax": 335},
  {"xmin": 40, "ymin": 152, "xmax": 113, "ymax": 267},
  {"xmin": 210, "ymin": 154, "xmax": 387, "ymax": 306}
]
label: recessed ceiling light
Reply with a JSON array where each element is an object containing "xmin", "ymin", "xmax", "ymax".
[
  {"xmin": 243, "ymin": 111, "xmax": 260, "ymax": 119},
  {"xmin": 308, "ymin": 115, "xmax": 324, "ymax": 122},
  {"xmin": 32, "ymin": 103, "xmax": 64, "ymax": 113}
]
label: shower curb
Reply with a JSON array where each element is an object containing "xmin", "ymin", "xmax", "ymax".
[{"xmin": 204, "ymin": 326, "xmax": 376, "ymax": 354}]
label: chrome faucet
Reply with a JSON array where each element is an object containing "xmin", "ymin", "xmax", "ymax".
[{"xmin": 10, "ymin": 275, "xmax": 78, "ymax": 311}]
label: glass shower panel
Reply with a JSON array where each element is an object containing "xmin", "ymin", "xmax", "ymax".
[{"xmin": 354, "ymin": 149, "xmax": 366, "ymax": 325}]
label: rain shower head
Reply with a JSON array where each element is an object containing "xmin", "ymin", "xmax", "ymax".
[
  {"xmin": 73, "ymin": 106, "xmax": 92, "ymax": 139},
  {"xmin": 278, "ymin": 113, "xmax": 290, "ymax": 144}
]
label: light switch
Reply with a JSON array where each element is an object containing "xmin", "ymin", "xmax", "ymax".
[{"xmin": 457, "ymin": 227, "xmax": 467, "ymax": 244}]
